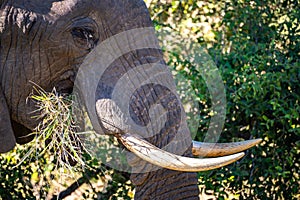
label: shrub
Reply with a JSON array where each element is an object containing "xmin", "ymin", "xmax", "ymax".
[{"xmin": 146, "ymin": 0, "xmax": 300, "ymax": 199}]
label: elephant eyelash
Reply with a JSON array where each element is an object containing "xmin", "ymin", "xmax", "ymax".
[
  {"xmin": 71, "ymin": 27, "xmax": 94, "ymax": 39},
  {"xmin": 71, "ymin": 27, "xmax": 98, "ymax": 49}
]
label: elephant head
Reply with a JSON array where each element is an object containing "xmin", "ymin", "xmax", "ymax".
[{"xmin": 0, "ymin": 0, "xmax": 261, "ymax": 199}]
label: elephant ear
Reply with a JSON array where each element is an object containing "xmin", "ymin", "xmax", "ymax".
[{"xmin": 0, "ymin": 87, "xmax": 16, "ymax": 153}]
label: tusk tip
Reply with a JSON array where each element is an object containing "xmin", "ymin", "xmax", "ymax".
[
  {"xmin": 235, "ymin": 152, "xmax": 245, "ymax": 160},
  {"xmin": 253, "ymin": 138, "xmax": 263, "ymax": 144},
  {"xmin": 192, "ymin": 138, "xmax": 263, "ymax": 157}
]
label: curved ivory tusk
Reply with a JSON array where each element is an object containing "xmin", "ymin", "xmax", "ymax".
[
  {"xmin": 118, "ymin": 133, "xmax": 245, "ymax": 172},
  {"xmin": 192, "ymin": 138, "xmax": 262, "ymax": 157}
]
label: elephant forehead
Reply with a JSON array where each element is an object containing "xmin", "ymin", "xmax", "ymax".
[
  {"xmin": 1, "ymin": 0, "xmax": 89, "ymax": 25},
  {"xmin": 48, "ymin": 0, "xmax": 77, "ymax": 17},
  {"xmin": 2, "ymin": 0, "xmax": 77, "ymax": 15}
]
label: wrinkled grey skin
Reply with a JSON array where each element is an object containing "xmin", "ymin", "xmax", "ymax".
[{"xmin": 0, "ymin": 0, "xmax": 199, "ymax": 199}]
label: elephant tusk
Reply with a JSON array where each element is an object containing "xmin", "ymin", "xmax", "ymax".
[
  {"xmin": 118, "ymin": 133, "xmax": 245, "ymax": 172},
  {"xmin": 192, "ymin": 138, "xmax": 262, "ymax": 157}
]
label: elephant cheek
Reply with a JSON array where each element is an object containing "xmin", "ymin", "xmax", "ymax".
[{"xmin": 0, "ymin": 95, "xmax": 16, "ymax": 153}]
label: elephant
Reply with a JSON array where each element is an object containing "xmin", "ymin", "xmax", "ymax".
[{"xmin": 0, "ymin": 0, "xmax": 262, "ymax": 199}]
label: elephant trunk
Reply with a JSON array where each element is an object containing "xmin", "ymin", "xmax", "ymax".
[
  {"xmin": 132, "ymin": 168, "xmax": 199, "ymax": 199},
  {"xmin": 74, "ymin": 25, "xmax": 200, "ymax": 199}
]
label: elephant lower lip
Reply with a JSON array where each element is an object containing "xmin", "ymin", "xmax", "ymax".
[{"xmin": 53, "ymin": 70, "xmax": 76, "ymax": 94}]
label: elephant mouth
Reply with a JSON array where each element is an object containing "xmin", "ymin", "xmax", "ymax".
[
  {"xmin": 54, "ymin": 77, "xmax": 75, "ymax": 95},
  {"xmin": 52, "ymin": 70, "xmax": 76, "ymax": 95},
  {"xmin": 56, "ymin": 79, "xmax": 74, "ymax": 94}
]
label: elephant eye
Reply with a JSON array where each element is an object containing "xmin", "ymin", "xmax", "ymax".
[{"xmin": 71, "ymin": 27, "xmax": 98, "ymax": 50}]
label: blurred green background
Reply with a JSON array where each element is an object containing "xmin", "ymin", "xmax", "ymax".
[{"xmin": 1, "ymin": 0, "xmax": 299, "ymax": 199}]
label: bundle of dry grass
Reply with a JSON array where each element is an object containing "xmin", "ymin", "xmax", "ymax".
[{"xmin": 17, "ymin": 86, "xmax": 88, "ymax": 171}]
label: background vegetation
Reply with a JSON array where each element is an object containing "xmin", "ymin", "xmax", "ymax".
[
  {"xmin": 146, "ymin": 0, "xmax": 299, "ymax": 199},
  {"xmin": 1, "ymin": 0, "xmax": 299, "ymax": 199}
]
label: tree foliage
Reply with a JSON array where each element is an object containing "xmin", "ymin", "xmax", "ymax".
[{"xmin": 146, "ymin": 0, "xmax": 299, "ymax": 199}]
